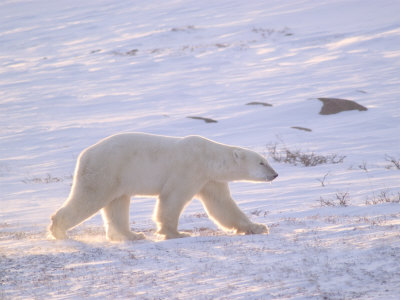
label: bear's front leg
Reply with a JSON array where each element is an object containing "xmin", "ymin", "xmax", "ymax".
[
  {"xmin": 198, "ymin": 181, "xmax": 270, "ymax": 236},
  {"xmin": 235, "ymin": 222, "xmax": 269, "ymax": 235}
]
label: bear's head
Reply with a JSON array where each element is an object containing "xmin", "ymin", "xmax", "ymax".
[{"xmin": 232, "ymin": 148, "xmax": 278, "ymax": 182}]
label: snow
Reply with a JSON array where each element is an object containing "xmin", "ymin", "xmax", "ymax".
[{"xmin": 1, "ymin": 0, "xmax": 400, "ymax": 299}]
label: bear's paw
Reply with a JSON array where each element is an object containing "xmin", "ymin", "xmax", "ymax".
[
  {"xmin": 239, "ymin": 222, "xmax": 269, "ymax": 235},
  {"xmin": 158, "ymin": 231, "xmax": 191, "ymax": 240}
]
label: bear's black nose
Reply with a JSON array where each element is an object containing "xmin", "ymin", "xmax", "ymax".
[{"xmin": 272, "ymin": 174, "xmax": 278, "ymax": 179}]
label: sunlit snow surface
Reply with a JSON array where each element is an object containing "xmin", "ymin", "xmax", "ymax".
[{"xmin": 1, "ymin": 0, "xmax": 400, "ymax": 299}]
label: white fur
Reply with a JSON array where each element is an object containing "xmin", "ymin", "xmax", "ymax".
[{"xmin": 49, "ymin": 133, "xmax": 278, "ymax": 241}]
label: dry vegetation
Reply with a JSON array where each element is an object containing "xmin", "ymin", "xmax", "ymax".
[{"xmin": 267, "ymin": 143, "xmax": 346, "ymax": 167}]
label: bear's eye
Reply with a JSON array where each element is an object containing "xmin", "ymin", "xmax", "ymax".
[{"xmin": 260, "ymin": 162, "xmax": 265, "ymax": 166}]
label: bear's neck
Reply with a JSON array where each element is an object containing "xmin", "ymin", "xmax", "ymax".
[
  {"xmin": 208, "ymin": 158, "xmax": 242, "ymax": 182},
  {"xmin": 200, "ymin": 142, "xmax": 243, "ymax": 182}
]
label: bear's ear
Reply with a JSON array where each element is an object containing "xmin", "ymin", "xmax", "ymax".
[{"xmin": 233, "ymin": 149, "xmax": 244, "ymax": 163}]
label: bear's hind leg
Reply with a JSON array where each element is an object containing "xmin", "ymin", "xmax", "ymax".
[
  {"xmin": 49, "ymin": 188, "xmax": 114, "ymax": 240},
  {"xmin": 50, "ymin": 201, "xmax": 105, "ymax": 240},
  {"xmin": 49, "ymin": 210, "xmax": 68, "ymax": 240},
  {"xmin": 154, "ymin": 189, "xmax": 195, "ymax": 240},
  {"xmin": 102, "ymin": 195, "xmax": 145, "ymax": 242},
  {"xmin": 198, "ymin": 181, "xmax": 269, "ymax": 235}
]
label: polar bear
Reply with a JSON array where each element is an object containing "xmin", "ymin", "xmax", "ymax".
[{"xmin": 49, "ymin": 133, "xmax": 278, "ymax": 241}]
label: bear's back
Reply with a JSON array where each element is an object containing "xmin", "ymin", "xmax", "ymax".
[
  {"xmin": 78, "ymin": 133, "xmax": 181, "ymax": 171},
  {"xmin": 100, "ymin": 132, "xmax": 180, "ymax": 149}
]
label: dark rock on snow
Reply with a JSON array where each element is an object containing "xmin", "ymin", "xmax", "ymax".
[
  {"xmin": 291, "ymin": 126, "xmax": 312, "ymax": 132},
  {"xmin": 318, "ymin": 98, "xmax": 367, "ymax": 115},
  {"xmin": 187, "ymin": 116, "xmax": 218, "ymax": 123},
  {"xmin": 246, "ymin": 102, "xmax": 273, "ymax": 107}
]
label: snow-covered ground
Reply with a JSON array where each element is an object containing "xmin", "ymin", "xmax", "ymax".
[{"xmin": 1, "ymin": 0, "xmax": 400, "ymax": 299}]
